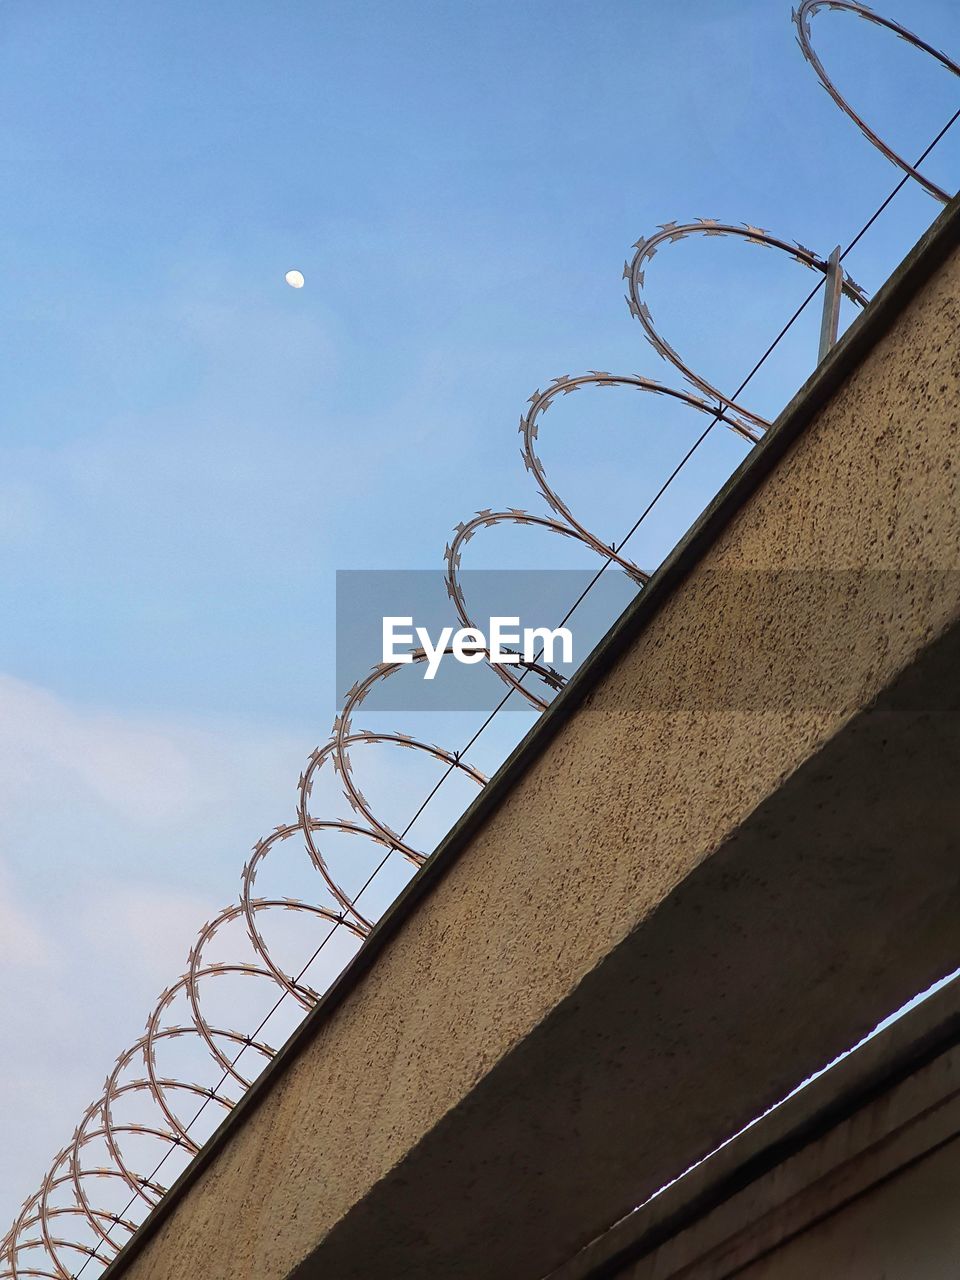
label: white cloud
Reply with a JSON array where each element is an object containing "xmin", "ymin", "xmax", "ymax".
[
  {"xmin": 0, "ymin": 672, "xmax": 206, "ymax": 824},
  {"xmin": 78, "ymin": 881, "xmax": 214, "ymax": 988},
  {"xmin": 0, "ymin": 869, "xmax": 51, "ymax": 969},
  {"xmin": 0, "ymin": 672, "xmax": 313, "ymax": 1226}
]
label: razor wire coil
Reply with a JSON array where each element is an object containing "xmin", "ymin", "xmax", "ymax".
[{"xmin": 2, "ymin": 4, "xmax": 956, "ymax": 1276}]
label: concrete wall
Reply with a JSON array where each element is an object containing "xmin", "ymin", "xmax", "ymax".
[
  {"xmin": 106, "ymin": 203, "xmax": 960, "ymax": 1280},
  {"xmin": 740, "ymin": 1142, "xmax": 960, "ymax": 1280},
  {"xmin": 557, "ymin": 981, "xmax": 960, "ymax": 1280}
]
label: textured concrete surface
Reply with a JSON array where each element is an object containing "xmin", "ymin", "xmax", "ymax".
[{"xmin": 107, "ymin": 213, "xmax": 960, "ymax": 1280}]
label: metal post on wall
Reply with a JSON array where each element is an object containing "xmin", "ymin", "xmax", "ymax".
[{"xmin": 818, "ymin": 245, "xmax": 843, "ymax": 362}]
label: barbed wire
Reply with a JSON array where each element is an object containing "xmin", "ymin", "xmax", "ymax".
[
  {"xmin": 794, "ymin": 0, "xmax": 959, "ymax": 205},
  {"xmin": 3, "ymin": 4, "xmax": 958, "ymax": 1277}
]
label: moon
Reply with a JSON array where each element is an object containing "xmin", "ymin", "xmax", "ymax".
[{"xmin": 284, "ymin": 269, "xmax": 305, "ymax": 289}]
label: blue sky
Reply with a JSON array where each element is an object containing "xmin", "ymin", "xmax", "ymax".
[{"xmin": 0, "ymin": 0, "xmax": 957, "ymax": 1224}]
